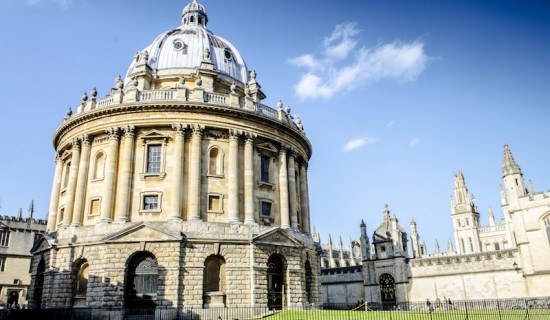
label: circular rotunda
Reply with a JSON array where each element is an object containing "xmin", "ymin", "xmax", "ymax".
[{"xmin": 29, "ymin": 0, "xmax": 318, "ymax": 314}]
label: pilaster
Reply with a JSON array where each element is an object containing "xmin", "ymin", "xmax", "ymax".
[
  {"xmin": 46, "ymin": 154, "xmax": 64, "ymax": 231},
  {"xmin": 115, "ymin": 125, "xmax": 136, "ymax": 223},
  {"xmin": 170, "ymin": 124, "xmax": 186, "ymax": 220},
  {"xmin": 228, "ymin": 129, "xmax": 240, "ymax": 223},
  {"xmin": 279, "ymin": 147, "xmax": 290, "ymax": 228},
  {"xmin": 100, "ymin": 127, "xmax": 120, "ymax": 223},
  {"xmin": 288, "ymin": 150, "xmax": 298, "ymax": 229},
  {"xmin": 62, "ymin": 139, "xmax": 81, "ymax": 227},
  {"xmin": 71, "ymin": 135, "xmax": 91, "ymax": 226},
  {"xmin": 244, "ymin": 133, "xmax": 256, "ymax": 224},
  {"xmin": 188, "ymin": 124, "xmax": 203, "ymax": 221},
  {"xmin": 299, "ymin": 161, "xmax": 311, "ymax": 233}
]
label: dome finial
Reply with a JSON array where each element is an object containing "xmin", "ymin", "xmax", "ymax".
[{"xmin": 182, "ymin": 0, "xmax": 208, "ymax": 27}]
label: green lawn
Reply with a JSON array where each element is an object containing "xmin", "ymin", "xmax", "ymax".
[{"xmin": 261, "ymin": 309, "xmax": 550, "ymax": 320}]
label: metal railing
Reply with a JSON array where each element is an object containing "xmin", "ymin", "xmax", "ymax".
[{"xmin": 4, "ymin": 297, "xmax": 549, "ymax": 320}]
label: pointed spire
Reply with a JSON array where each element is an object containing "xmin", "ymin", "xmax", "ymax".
[
  {"xmin": 488, "ymin": 206, "xmax": 496, "ymax": 226},
  {"xmin": 383, "ymin": 203, "xmax": 390, "ymax": 221},
  {"xmin": 529, "ymin": 179, "xmax": 535, "ymax": 195},
  {"xmin": 499, "ymin": 185, "xmax": 507, "ymax": 205},
  {"xmin": 17, "ymin": 208, "xmax": 22, "ymax": 220},
  {"xmin": 447, "ymin": 238, "xmax": 454, "ymax": 253},
  {"xmin": 502, "ymin": 144, "xmax": 522, "ymax": 177},
  {"xmin": 27, "ymin": 200, "xmax": 34, "ymax": 219},
  {"xmin": 435, "ymin": 240, "xmax": 441, "ymax": 255}
]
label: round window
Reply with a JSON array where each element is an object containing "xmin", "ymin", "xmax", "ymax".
[
  {"xmin": 173, "ymin": 39, "xmax": 184, "ymax": 51},
  {"xmin": 224, "ymin": 49, "xmax": 232, "ymax": 60}
]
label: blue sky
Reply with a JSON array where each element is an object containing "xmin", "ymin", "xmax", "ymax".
[{"xmin": 0, "ymin": 0, "xmax": 549, "ymax": 253}]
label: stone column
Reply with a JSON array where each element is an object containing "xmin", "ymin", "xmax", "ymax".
[
  {"xmin": 288, "ymin": 151, "xmax": 298, "ymax": 229},
  {"xmin": 46, "ymin": 155, "xmax": 64, "ymax": 231},
  {"xmin": 71, "ymin": 135, "xmax": 91, "ymax": 226},
  {"xmin": 244, "ymin": 134, "xmax": 255, "ymax": 224},
  {"xmin": 279, "ymin": 147, "xmax": 290, "ymax": 228},
  {"xmin": 188, "ymin": 125, "xmax": 203, "ymax": 221},
  {"xmin": 299, "ymin": 161, "xmax": 311, "ymax": 233},
  {"xmin": 115, "ymin": 126, "xmax": 135, "ymax": 222},
  {"xmin": 100, "ymin": 128, "xmax": 120, "ymax": 223},
  {"xmin": 170, "ymin": 124, "xmax": 186, "ymax": 220},
  {"xmin": 228, "ymin": 129, "xmax": 240, "ymax": 223},
  {"xmin": 62, "ymin": 139, "xmax": 81, "ymax": 227}
]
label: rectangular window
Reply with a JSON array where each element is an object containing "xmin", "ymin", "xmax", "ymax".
[
  {"xmin": 0, "ymin": 256, "xmax": 6, "ymax": 272},
  {"xmin": 260, "ymin": 156, "xmax": 270, "ymax": 182},
  {"xmin": 58, "ymin": 208, "xmax": 65, "ymax": 224},
  {"xmin": 260, "ymin": 201, "xmax": 272, "ymax": 217},
  {"xmin": 0, "ymin": 230, "xmax": 10, "ymax": 247},
  {"xmin": 143, "ymin": 196, "xmax": 159, "ymax": 210},
  {"xmin": 147, "ymin": 145, "xmax": 162, "ymax": 173},
  {"xmin": 208, "ymin": 195, "xmax": 221, "ymax": 212},
  {"xmin": 89, "ymin": 199, "xmax": 100, "ymax": 216}
]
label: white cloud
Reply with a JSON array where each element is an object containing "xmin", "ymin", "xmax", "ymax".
[
  {"xmin": 344, "ymin": 136, "xmax": 379, "ymax": 152},
  {"xmin": 409, "ymin": 138, "xmax": 419, "ymax": 147},
  {"xmin": 27, "ymin": 0, "xmax": 72, "ymax": 9},
  {"xmin": 289, "ymin": 22, "xmax": 429, "ymax": 100}
]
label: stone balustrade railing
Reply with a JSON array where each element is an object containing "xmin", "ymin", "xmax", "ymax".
[
  {"xmin": 478, "ymin": 224, "xmax": 506, "ymax": 233},
  {"xmin": 69, "ymin": 88, "xmax": 303, "ymax": 131}
]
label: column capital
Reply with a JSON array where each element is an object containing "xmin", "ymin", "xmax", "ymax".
[
  {"xmin": 172, "ymin": 123, "xmax": 187, "ymax": 136},
  {"xmin": 228, "ymin": 128, "xmax": 241, "ymax": 141},
  {"xmin": 80, "ymin": 134, "xmax": 90, "ymax": 146},
  {"xmin": 243, "ymin": 131, "xmax": 257, "ymax": 142},
  {"xmin": 279, "ymin": 145, "xmax": 289, "ymax": 155},
  {"xmin": 71, "ymin": 138, "xmax": 81, "ymax": 150},
  {"xmin": 299, "ymin": 158, "xmax": 309, "ymax": 169},
  {"xmin": 122, "ymin": 125, "xmax": 136, "ymax": 138},
  {"xmin": 191, "ymin": 124, "xmax": 204, "ymax": 136},
  {"xmin": 106, "ymin": 127, "xmax": 120, "ymax": 140}
]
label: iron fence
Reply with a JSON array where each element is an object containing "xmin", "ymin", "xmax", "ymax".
[{"xmin": 1, "ymin": 297, "xmax": 549, "ymax": 320}]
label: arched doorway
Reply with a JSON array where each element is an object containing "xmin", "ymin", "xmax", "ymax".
[
  {"xmin": 7, "ymin": 290, "xmax": 19, "ymax": 307},
  {"xmin": 33, "ymin": 259, "xmax": 45, "ymax": 309},
  {"xmin": 304, "ymin": 260, "xmax": 313, "ymax": 304},
  {"xmin": 125, "ymin": 252, "xmax": 158, "ymax": 315},
  {"xmin": 267, "ymin": 255, "xmax": 285, "ymax": 310},
  {"xmin": 203, "ymin": 255, "xmax": 226, "ymax": 307},
  {"xmin": 379, "ymin": 273, "xmax": 396, "ymax": 309}
]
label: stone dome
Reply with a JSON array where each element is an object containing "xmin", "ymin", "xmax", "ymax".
[{"xmin": 125, "ymin": 0, "xmax": 248, "ymax": 84}]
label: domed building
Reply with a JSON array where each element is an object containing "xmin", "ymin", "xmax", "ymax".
[{"xmin": 29, "ymin": 0, "xmax": 318, "ymax": 314}]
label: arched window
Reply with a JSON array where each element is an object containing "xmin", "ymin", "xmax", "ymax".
[
  {"xmin": 33, "ymin": 259, "xmax": 45, "ymax": 309},
  {"xmin": 305, "ymin": 260, "xmax": 313, "ymax": 304},
  {"xmin": 267, "ymin": 254, "xmax": 285, "ymax": 310},
  {"xmin": 460, "ymin": 238, "xmax": 465, "ymax": 253},
  {"xmin": 93, "ymin": 151, "xmax": 105, "ymax": 180},
  {"xmin": 73, "ymin": 260, "xmax": 89, "ymax": 307},
  {"xmin": 125, "ymin": 252, "xmax": 158, "ymax": 315},
  {"xmin": 544, "ymin": 217, "xmax": 550, "ymax": 245},
  {"xmin": 469, "ymin": 237, "xmax": 474, "ymax": 252},
  {"xmin": 379, "ymin": 273, "xmax": 396, "ymax": 308},
  {"xmin": 208, "ymin": 147, "xmax": 223, "ymax": 176},
  {"xmin": 203, "ymin": 255, "xmax": 226, "ymax": 307},
  {"xmin": 190, "ymin": 16, "xmax": 194, "ymax": 23}
]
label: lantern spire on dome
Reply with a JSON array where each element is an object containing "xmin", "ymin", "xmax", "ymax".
[{"xmin": 182, "ymin": 0, "xmax": 208, "ymax": 27}]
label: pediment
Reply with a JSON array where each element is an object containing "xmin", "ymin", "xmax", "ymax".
[
  {"xmin": 102, "ymin": 222, "xmax": 182, "ymax": 243},
  {"xmin": 253, "ymin": 228, "xmax": 302, "ymax": 247},
  {"xmin": 140, "ymin": 129, "xmax": 170, "ymax": 142},
  {"xmin": 256, "ymin": 142, "xmax": 278, "ymax": 153},
  {"xmin": 31, "ymin": 233, "xmax": 55, "ymax": 254}
]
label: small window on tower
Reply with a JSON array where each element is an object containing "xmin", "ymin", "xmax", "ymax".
[
  {"xmin": 139, "ymin": 192, "xmax": 162, "ymax": 214},
  {"xmin": 207, "ymin": 194, "xmax": 222, "ymax": 213},
  {"xmin": 224, "ymin": 49, "xmax": 233, "ymax": 61},
  {"xmin": 260, "ymin": 201, "xmax": 272, "ymax": 218}
]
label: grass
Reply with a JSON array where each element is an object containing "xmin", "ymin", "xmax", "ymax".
[{"xmin": 261, "ymin": 308, "xmax": 550, "ymax": 320}]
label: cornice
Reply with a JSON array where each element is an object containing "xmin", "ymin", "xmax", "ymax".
[{"xmin": 53, "ymin": 102, "xmax": 313, "ymax": 159}]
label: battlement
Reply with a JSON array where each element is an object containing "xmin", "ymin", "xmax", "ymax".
[
  {"xmin": 321, "ymin": 265, "xmax": 362, "ymax": 276},
  {"xmin": 410, "ymin": 249, "xmax": 518, "ymax": 276},
  {"xmin": 0, "ymin": 215, "xmax": 47, "ymax": 226}
]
